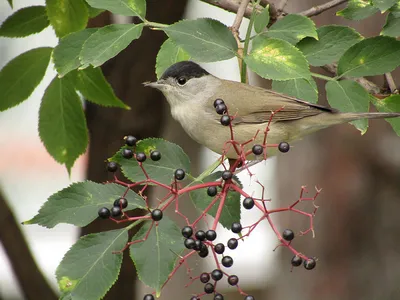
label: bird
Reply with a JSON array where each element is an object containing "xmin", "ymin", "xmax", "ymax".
[{"xmin": 145, "ymin": 61, "xmax": 400, "ymax": 159}]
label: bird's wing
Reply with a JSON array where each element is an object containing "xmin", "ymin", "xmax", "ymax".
[{"xmin": 210, "ymin": 79, "xmax": 337, "ymax": 124}]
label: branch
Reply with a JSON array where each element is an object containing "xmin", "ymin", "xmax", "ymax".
[
  {"xmin": 276, "ymin": 0, "xmax": 289, "ymax": 12},
  {"xmin": 299, "ymin": 0, "xmax": 348, "ymax": 17},
  {"xmin": 385, "ymin": 73, "xmax": 398, "ymax": 93},
  {"xmin": 200, "ymin": 0, "xmax": 271, "ymax": 18},
  {"xmin": 0, "ymin": 188, "xmax": 57, "ymax": 299},
  {"xmin": 232, "ymin": 0, "xmax": 252, "ymax": 32}
]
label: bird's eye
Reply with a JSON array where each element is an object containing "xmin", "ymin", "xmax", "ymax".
[{"xmin": 177, "ymin": 77, "xmax": 187, "ymax": 86}]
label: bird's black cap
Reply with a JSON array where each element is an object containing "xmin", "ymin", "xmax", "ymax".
[{"xmin": 160, "ymin": 61, "xmax": 209, "ymax": 80}]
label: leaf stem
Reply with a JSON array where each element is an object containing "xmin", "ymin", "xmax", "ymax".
[
  {"xmin": 144, "ymin": 21, "xmax": 168, "ymax": 28},
  {"xmin": 311, "ymin": 72, "xmax": 335, "ymax": 81}
]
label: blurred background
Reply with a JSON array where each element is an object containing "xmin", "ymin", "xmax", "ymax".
[{"xmin": 1, "ymin": 0, "xmax": 400, "ymax": 299}]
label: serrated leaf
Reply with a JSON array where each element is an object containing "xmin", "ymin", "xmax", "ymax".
[
  {"xmin": 337, "ymin": 36, "xmax": 400, "ymax": 78},
  {"xmin": 272, "ymin": 78, "xmax": 318, "ymax": 103},
  {"xmin": 264, "ymin": 14, "xmax": 317, "ymax": 44},
  {"xmin": 87, "ymin": 5, "xmax": 105, "ymax": 18},
  {"xmin": 326, "ymin": 80, "xmax": 369, "ymax": 133},
  {"xmin": 53, "ymin": 28, "xmax": 98, "ymax": 77},
  {"xmin": 337, "ymin": 0, "xmax": 379, "ymax": 20},
  {"xmin": 56, "ymin": 229, "xmax": 128, "ymax": 300},
  {"xmin": 254, "ymin": 5, "xmax": 270, "ymax": 34},
  {"xmin": 80, "ymin": 23, "xmax": 143, "ymax": 68},
  {"xmin": 372, "ymin": 0, "xmax": 397, "ymax": 11},
  {"xmin": 130, "ymin": 216, "xmax": 184, "ymax": 296},
  {"xmin": 381, "ymin": 4, "xmax": 400, "ymax": 37},
  {"xmin": 164, "ymin": 18, "xmax": 238, "ymax": 63},
  {"xmin": 76, "ymin": 67, "xmax": 129, "ymax": 109},
  {"xmin": 189, "ymin": 172, "xmax": 241, "ymax": 229},
  {"xmin": 0, "ymin": 47, "xmax": 52, "ymax": 112},
  {"xmin": 0, "ymin": 6, "xmax": 49, "ymax": 37},
  {"xmin": 86, "ymin": 0, "xmax": 146, "ymax": 19},
  {"xmin": 24, "ymin": 181, "xmax": 145, "ymax": 228},
  {"xmin": 245, "ymin": 36, "xmax": 310, "ymax": 80},
  {"xmin": 297, "ymin": 25, "xmax": 363, "ymax": 66},
  {"xmin": 156, "ymin": 39, "xmax": 191, "ymax": 79},
  {"xmin": 46, "ymin": 0, "xmax": 88, "ymax": 37},
  {"xmin": 110, "ymin": 138, "xmax": 191, "ymax": 185},
  {"xmin": 38, "ymin": 75, "xmax": 88, "ymax": 172},
  {"xmin": 371, "ymin": 94, "xmax": 400, "ymax": 135}
]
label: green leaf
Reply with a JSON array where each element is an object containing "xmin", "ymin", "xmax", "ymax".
[
  {"xmin": 110, "ymin": 138, "xmax": 191, "ymax": 185},
  {"xmin": 0, "ymin": 47, "xmax": 52, "ymax": 112},
  {"xmin": 86, "ymin": 0, "xmax": 146, "ymax": 19},
  {"xmin": 337, "ymin": 36, "xmax": 400, "ymax": 78},
  {"xmin": 87, "ymin": 7, "xmax": 105, "ymax": 18},
  {"xmin": 325, "ymin": 80, "xmax": 370, "ymax": 133},
  {"xmin": 164, "ymin": 18, "xmax": 238, "ymax": 63},
  {"xmin": 76, "ymin": 67, "xmax": 129, "ymax": 109},
  {"xmin": 381, "ymin": 4, "xmax": 400, "ymax": 37},
  {"xmin": 337, "ymin": 0, "xmax": 379, "ymax": 20},
  {"xmin": 0, "ymin": 6, "xmax": 49, "ymax": 37},
  {"xmin": 254, "ymin": 5, "xmax": 270, "ymax": 34},
  {"xmin": 130, "ymin": 216, "xmax": 184, "ymax": 296},
  {"xmin": 46, "ymin": 0, "xmax": 88, "ymax": 37},
  {"xmin": 189, "ymin": 172, "xmax": 241, "ymax": 229},
  {"xmin": 264, "ymin": 14, "xmax": 317, "ymax": 44},
  {"xmin": 53, "ymin": 28, "xmax": 98, "ymax": 77},
  {"xmin": 6, "ymin": 0, "xmax": 12, "ymax": 8},
  {"xmin": 38, "ymin": 75, "xmax": 88, "ymax": 172},
  {"xmin": 372, "ymin": 0, "xmax": 397, "ymax": 11},
  {"xmin": 80, "ymin": 23, "xmax": 144, "ymax": 68},
  {"xmin": 24, "ymin": 181, "xmax": 145, "ymax": 228},
  {"xmin": 371, "ymin": 94, "xmax": 400, "ymax": 135},
  {"xmin": 156, "ymin": 39, "xmax": 191, "ymax": 79},
  {"xmin": 272, "ymin": 78, "xmax": 318, "ymax": 103},
  {"xmin": 56, "ymin": 229, "xmax": 128, "ymax": 300},
  {"xmin": 297, "ymin": 25, "xmax": 363, "ymax": 66},
  {"xmin": 245, "ymin": 36, "xmax": 310, "ymax": 80}
]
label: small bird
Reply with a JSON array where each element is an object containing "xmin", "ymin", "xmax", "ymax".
[{"xmin": 146, "ymin": 61, "xmax": 399, "ymax": 158}]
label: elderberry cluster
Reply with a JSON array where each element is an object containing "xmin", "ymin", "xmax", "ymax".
[
  {"xmin": 182, "ymin": 226, "xmax": 216, "ymax": 258},
  {"xmin": 214, "ymin": 98, "xmax": 231, "ymax": 126},
  {"xmin": 98, "ymin": 197, "xmax": 128, "ymax": 219}
]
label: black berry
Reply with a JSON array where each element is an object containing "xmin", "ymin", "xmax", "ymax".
[
  {"xmin": 136, "ymin": 152, "xmax": 146, "ymax": 162},
  {"xmin": 252, "ymin": 144, "xmax": 263, "ymax": 155},
  {"xmin": 200, "ymin": 272, "xmax": 210, "ymax": 283},
  {"xmin": 222, "ymin": 256, "xmax": 233, "ymax": 268},
  {"xmin": 125, "ymin": 135, "xmax": 137, "ymax": 146},
  {"xmin": 174, "ymin": 168, "xmax": 185, "ymax": 180},
  {"xmin": 111, "ymin": 206, "xmax": 122, "ymax": 217},
  {"xmin": 221, "ymin": 170, "xmax": 233, "ymax": 180},
  {"xmin": 278, "ymin": 142, "xmax": 290, "ymax": 153},
  {"xmin": 220, "ymin": 115, "xmax": 230, "ymax": 126},
  {"xmin": 198, "ymin": 247, "xmax": 209, "ymax": 258},
  {"xmin": 214, "ymin": 98, "xmax": 224, "ymax": 107},
  {"xmin": 228, "ymin": 275, "xmax": 239, "ymax": 286},
  {"xmin": 205, "ymin": 230, "xmax": 217, "ymax": 241},
  {"xmin": 204, "ymin": 283, "xmax": 214, "ymax": 294},
  {"xmin": 211, "ymin": 269, "xmax": 223, "ymax": 281},
  {"xmin": 151, "ymin": 209, "xmax": 163, "ymax": 221},
  {"xmin": 243, "ymin": 197, "xmax": 254, "ymax": 209},
  {"xmin": 291, "ymin": 255, "xmax": 302, "ymax": 267},
  {"xmin": 304, "ymin": 258, "xmax": 316, "ymax": 270},
  {"xmin": 193, "ymin": 240, "xmax": 203, "ymax": 251},
  {"xmin": 184, "ymin": 238, "xmax": 195, "ymax": 249},
  {"xmin": 190, "ymin": 297, "xmax": 199, "ymax": 300},
  {"xmin": 214, "ymin": 243, "xmax": 225, "ymax": 254},
  {"xmin": 106, "ymin": 161, "xmax": 118, "ymax": 172},
  {"xmin": 143, "ymin": 294, "xmax": 154, "ymax": 300},
  {"xmin": 244, "ymin": 296, "xmax": 255, "ymax": 300},
  {"xmin": 227, "ymin": 238, "xmax": 238, "ymax": 250},
  {"xmin": 231, "ymin": 222, "xmax": 242, "ymax": 234},
  {"xmin": 98, "ymin": 207, "xmax": 110, "ymax": 219},
  {"xmin": 282, "ymin": 229, "xmax": 294, "ymax": 241},
  {"xmin": 207, "ymin": 186, "xmax": 218, "ymax": 197},
  {"xmin": 150, "ymin": 150, "xmax": 161, "ymax": 161},
  {"xmin": 214, "ymin": 294, "xmax": 224, "ymax": 300},
  {"xmin": 216, "ymin": 104, "xmax": 227, "ymax": 115},
  {"xmin": 181, "ymin": 226, "xmax": 193, "ymax": 238},
  {"xmin": 122, "ymin": 148, "xmax": 133, "ymax": 159},
  {"xmin": 195, "ymin": 230, "xmax": 206, "ymax": 241},
  {"xmin": 113, "ymin": 197, "xmax": 128, "ymax": 209}
]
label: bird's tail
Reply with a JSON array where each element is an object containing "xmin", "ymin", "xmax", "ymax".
[{"xmin": 338, "ymin": 112, "xmax": 400, "ymax": 122}]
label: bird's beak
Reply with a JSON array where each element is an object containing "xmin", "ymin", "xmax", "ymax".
[{"xmin": 143, "ymin": 79, "xmax": 167, "ymax": 90}]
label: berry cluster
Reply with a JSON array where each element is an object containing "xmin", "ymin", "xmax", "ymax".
[{"xmin": 98, "ymin": 101, "xmax": 321, "ymax": 299}]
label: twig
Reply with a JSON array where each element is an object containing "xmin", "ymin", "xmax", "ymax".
[
  {"xmin": 299, "ymin": 0, "xmax": 348, "ymax": 17},
  {"xmin": 385, "ymin": 73, "xmax": 398, "ymax": 93},
  {"xmin": 232, "ymin": 0, "xmax": 252, "ymax": 32},
  {"xmin": 200, "ymin": 0, "xmax": 268, "ymax": 18},
  {"xmin": 276, "ymin": 0, "xmax": 289, "ymax": 12}
]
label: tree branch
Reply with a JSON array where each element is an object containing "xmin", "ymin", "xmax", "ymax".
[
  {"xmin": 299, "ymin": 0, "xmax": 348, "ymax": 17},
  {"xmin": 200, "ymin": 0, "xmax": 270, "ymax": 18},
  {"xmin": 232, "ymin": 0, "xmax": 251, "ymax": 32},
  {"xmin": 385, "ymin": 73, "xmax": 398, "ymax": 93}
]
